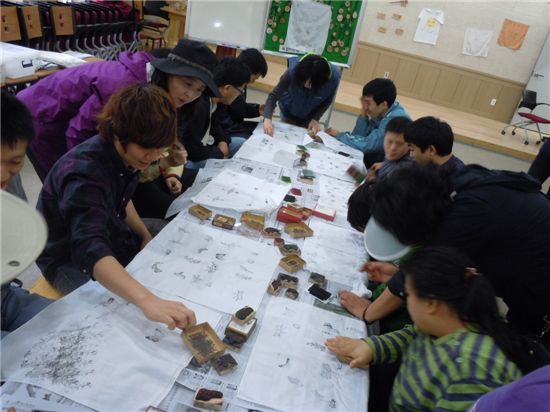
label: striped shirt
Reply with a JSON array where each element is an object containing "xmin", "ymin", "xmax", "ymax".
[{"xmin": 364, "ymin": 325, "xmax": 522, "ymax": 412}]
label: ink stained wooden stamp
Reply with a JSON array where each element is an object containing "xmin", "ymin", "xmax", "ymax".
[
  {"xmin": 309, "ymin": 272, "xmax": 327, "ymax": 288},
  {"xmin": 285, "ymin": 288, "xmax": 299, "ymax": 300},
  {"xmin": 277, "ymin": 273, "xmax": 299, "ymax": 289},
  {"xmin": 268, "ymin": 279, "xmax": 282, "ymax": 295},
  {"xmin": 261, "ymin": 227, "xmax": 282, "ymax": 238},
  {"xmin": 181, "ymin": 323, "xmax": 225, "ymax": 364},
  {"xmin": 189, "ymin": 204, "xmax": 212, "ymax": 220},
  {"xmin": 279, "ymin": 255, "xmax": 306, "ymax": 273},
  {"xmin": 212, "ymin": 214, "xmax": 236, "ymax": 230},
  {"xmin": 222, "ymin": 330, "xmax": 246, "ymax": 351},
  {"xmin": 193, "ymin": 388, "xmax": 224, "ymax": 411},
  {"xmin": 233, "ymin": 306, "xmax": 256, "ymax": 325},
  {"xmin": 225, "ymin": 317, "xmax": 257, "ymax": 339},
  {"xmin": 211, "ymin": 353, "xmax": 238, "ymax": 376},
  {"xmin": 240, "ymin": 212, "xmax": 265, "ymax": 231},
  {"xmin": 284, "ymin": 222, "xmax": 314, "ymax": 239},
  {"xmin": 279, "ymin": 243, "xmax": 301, "ymax": 256}
]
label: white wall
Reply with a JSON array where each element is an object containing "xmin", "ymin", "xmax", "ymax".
[{"xmin": 358, "ymin": 0, "xmax": 550, "ymax": 83}]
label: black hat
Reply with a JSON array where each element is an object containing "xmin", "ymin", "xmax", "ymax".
[{"xmin": 151, "ymin": 39, "xmax": 220, "ymax": 97}]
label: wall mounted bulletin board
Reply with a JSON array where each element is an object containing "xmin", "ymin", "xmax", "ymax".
[{"xmin": 264, "ymin": 0, "xmax": 367, "ymax": 68}]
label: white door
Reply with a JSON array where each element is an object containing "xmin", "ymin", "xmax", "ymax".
[{"xmin": 512, "ymin": 33, "xmax": 550, "ymax": 135}]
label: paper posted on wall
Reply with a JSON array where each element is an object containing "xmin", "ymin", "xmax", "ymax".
[{"xmin": 414, "ymin": 8, "xmax": 444, "ymax": 45}]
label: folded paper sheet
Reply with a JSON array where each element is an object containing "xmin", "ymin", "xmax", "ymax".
[
  {"xmin": 1, "ymin": 282, "xmax": 222, "ymax": 412},
  {"xmin": 192, "ymin": 169, "xmax": 288, "ymax": 212},
  {"xmin": 238, "ymin": 299, "xmax": 368, "ymax": 411},
  {"xmin": 128, "ymin": 220, "xmax": 280, "ymax": 315}
]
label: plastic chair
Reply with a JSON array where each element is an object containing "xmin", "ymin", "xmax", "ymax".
[{"xmin": 501, "ymin": 90, "xmax": 550, "ymax": 145}]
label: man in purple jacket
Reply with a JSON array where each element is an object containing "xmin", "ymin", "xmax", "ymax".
[{"xmin": 18, "ymin": 39, "xmax": 219, "ymax": 180}]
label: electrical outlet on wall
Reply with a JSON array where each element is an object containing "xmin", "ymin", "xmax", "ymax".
[
  {"xmin": 490, "ymin": 98, "xmax": 497, "ymax": 106},
  {"xmin": 383, "ymin": 71, "xmax": 390, "ymax": 79}
]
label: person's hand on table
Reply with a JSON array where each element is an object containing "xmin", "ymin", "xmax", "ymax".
[
  {"xmin": 165, "ymin": 176, "xmax": 182, "ymax": 195},
  {"xmin": 308, "ymin": 119, "xmax": 321, "ymax": 134},
  {"xmin": 326, "ymin": 336, "xmax": 373, "ymax": 368},
  {"xmin": 137, "ymin": 295, "xmax": 197, "ymax": 330},
  {"xmin": 338, "ymin": 290, "xmax": 371, "ymax": 320},
  {"xmin": 217, "ymin": 141, "xmax": 229, "ymax": 159},
  {"xmin": 360, "ymin": 261, "xmax": 399, "ymax": 283},
  {"xmin": 263, "ymin": 118, "xmax": 274, "ymax": 136},
  {"xmin": 325, "ymin": 127, "xmax": 340, "ymax": 137}
]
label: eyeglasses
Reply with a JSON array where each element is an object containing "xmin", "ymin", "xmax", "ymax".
[{"xmin": 231, "ymin": 85, "xmax": 245, "ymax": 96}]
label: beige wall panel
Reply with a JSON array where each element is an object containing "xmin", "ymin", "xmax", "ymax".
[
  {"xmin": 372, "ymin": 53, "xmax": 399, "ymax": 80},
  {"xmin": 412, "ymin": 65, "xmax": 440, "ymax": 98},
  {"xmin": 452, "ymin": 77, "xmax": 482, "ymax": 110},
  {"xmin": 432, "ymin": 71, "xmax": 461, "ymax": 105},
  {"xmin": 473, "ymin": 82, "xmax": 502, "ymax": 116},
  {"xmin": 494, "ymin": 87, "xmax": 523, "ymax": 122},
  {"xmin": 393, "ymin": 59, "xmax": 420, "ymax": 94},
  {"xmin": 352, "ymin": 48, "xmax": 379, "ymax": 85}
]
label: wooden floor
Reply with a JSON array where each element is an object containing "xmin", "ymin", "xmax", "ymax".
[{"xmin": 251, "ymin": 61, "xmax": 544, "ymax": 162}]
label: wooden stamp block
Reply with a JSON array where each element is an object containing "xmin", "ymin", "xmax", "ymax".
[
  {"xmin": 181, "ymin": 323, "xmax": 225, "ymax": 364},
  {"xmin": 274, "ymin": 237, "xmax": 285, "ymax": 246},
  {"xmin": 222, "ymin": 331, "xmax": 246, "ymax": 351},
  {"xmin": 225, "ymin": 318, "xmax": 257, "ymax": 339},
  {"xmin": 240, "ymin": 212, "xmax": 265, "ymax": 231},
  {"xmin": 284, "ymin": 222, "xmax": 314, "ymax": 239},
  {"xmin": 277, "ymin": 273, "xmax": 299, "ymax": 289},
  {"xmin": 285, "ymin": 288, "xmax": 299, "ymax": 300},
  {"xmin": 193, "ymin": 388, "xmax": 224, "ymax": 411},
  {"xmin": 278, "ymin": 243, "xmax": 301, "ymax": 256},
  {"xmin": 189, "ymin": 204, "xmax": 212, "ymax": 220},
  {"xmin": 212, "ymin": 214, "xmax": 236, "ymax": 230},
  {"xmin": 211, "ymin": 353, "xmax": 238, "ymax": 376},
  {"xmin": 312, "ymin": 205, "xmax": 336, "ymax": 221},
  {"xmin": 261, "ymin": 227, "xmax": 281, "ymax": 238},
  {"xmin": 233, "ymin": 306, "xmax": 256, "ymax": 325},
  {"xmin": 279, "ymin": 255, "xmax": 306, "ymax": 273},
  {"xmin": 268, "ymin": 279, "xmax": 282, "ymax": 295},
  {"xmin": 277, "ymin": 206, "xmax": 303, "ymax": 223},
  {"xmin": 309, "ymin": 284, "xmax": 332, "ymax": 301},
  {"xmin": 309, "ymin": 272, "xmax": 327, "ymax": 288}
]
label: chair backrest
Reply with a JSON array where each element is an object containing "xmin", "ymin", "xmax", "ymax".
[
  {"xmin": 21, "ymin": 5, "xmax": 43, "ymax": 41},
  {"xmin": 1, "ymin": 6, "xmax": 22, "ymax": 42},
  {"xmin": 51, "ymin": 5, "xmax": 75, "ymax": 36},
  {"xmin": 519, "ymin": 89, "xmax": 538, "ymax": 111}
]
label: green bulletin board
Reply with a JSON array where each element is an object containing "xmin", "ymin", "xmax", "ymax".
[{"xmin": 263, "ymin": 0, "xmax": 365, "ymax": 67}]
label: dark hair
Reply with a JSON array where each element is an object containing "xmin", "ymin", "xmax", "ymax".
[
  {"xmin": 362, "ymin": 78, "xmax": 397, "ymax": 107},
  {"xmin": 370, "ymin": 163, "xmax": 451, "ymax": 245},
  {"xmin": 1, "ymin": 90, "xmax": 35, "ymax": 148},
  {"xmin": 347, "ymin": 182, "xmax": 372, "ymax": 232},
  {"xmin": 294, "ymin": 54, "xmax": 331, "ymax": 94},
  {"xmin": 402, "ymin": 246, "xmax": 549, "ymax": 374},
  {"xmin": 238, "ymin": 48, "xmax": 267, "ymax": 77},
  {"xmin": 385, "ymin": 116, "xmax": 412, "ymax": 135},
  {"xmin": 213, "ymin": 58, "xmax": 251, "ymax": 88},
  {"xmin": 405, "ymin": 116, "xmax": 454, "ymax": 156},
  {"xmin": 96, "ymin": 83, "xmax": 176, "ymax": 149}
]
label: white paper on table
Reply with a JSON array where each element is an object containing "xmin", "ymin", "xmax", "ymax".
[
  {"xmin": 127, "ymin": 220, "xmax": 280, "ymax": 315},
  {"xmin": 254, "ymin": 120, "xmax": 308, "ymax": 145},
  {"xmin": 283, "ymin": 1, "xmax": 332, "ymax": 55},
  {"xmin": 191, "ymin": 169, "xmax": 288, "ymax": 212},
  {"xmin": 1, "ymin": 282, "xmax": 221, "ymax": 412},
  {"xmin": 462, "ymin": 28, "xmax": 493, "ymax": 57},
  {"xmin": 1, "ymin": 382, "xmax": 94, "ymax": 412},
  {"xmin": 307, "ymin": 147, "xmax": 355, "ymax": 183},
  {"xmin": 414, "ymin": 8, "xmax": 444, "ymax": 45},
  {"xmin": 301, "ymin": 219, "xmax": 366, "ymax": 286},
  {"xmin": 166, "ymin": 159, "xmax": 283, "ymax": 218},
  {"xmin": 235, "ymin": 133, "xmax": 297, "ymax": 167},
  {"xmin": 238, "ymin": 299, "xmax": 368, "ymax": 412},
  {"xmin": 316, "ymin": 174, "xmax": 357, "ymax": 229},
  {"xmin": 314, "ymin": 131, "xmax": 364, "ymax": 160}
]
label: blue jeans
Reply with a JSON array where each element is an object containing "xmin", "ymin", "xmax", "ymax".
[
  {"xmin": 1, "ymin": 285, "xmax": 53, "ymax": 337},
  {"xmin": 186, "ymin": 137, "xmax": 246, "ymax": 169}
]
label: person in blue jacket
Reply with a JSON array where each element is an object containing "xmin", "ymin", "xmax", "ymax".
[
  {"xmin": 326, "ymin": 78, "xmax": 410, "ymax": 168},
  {"xmin": 263, "ymin": 53, "xmax": 340, "ymax": 135}
]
